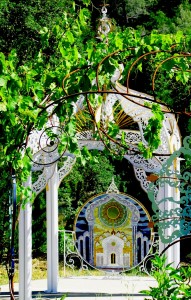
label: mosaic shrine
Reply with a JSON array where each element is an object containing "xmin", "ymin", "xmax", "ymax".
[{"xmin": 74, "ymin": 192, "xmax": 152, "ymax": 272}]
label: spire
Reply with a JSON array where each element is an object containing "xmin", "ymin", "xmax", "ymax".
[{"xmin": 106, "ymin": 177, "xmax": 119, "ymax": 194}]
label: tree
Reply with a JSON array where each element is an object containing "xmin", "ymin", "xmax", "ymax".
[
  {"xmin": 1, "ymin": 0, "xmax": 191, "ymax": 295},
  {"xmin": 1, "ymin": 0, "xmax": 191, "ymax": 62},
  {"xmin": 0, "ymin": 169, "xmax": 11, "ymax": 263},
  {"xmin": 0, "ymin": 0, "xmax": 87, "ymax": 61},
  {"xmin": 0, "ymin": 3, "xmax": 93, "ymax": 293},
  {"xmin": 90, "ymin": 0, "xmax": 191, "ymax": 35},
  {"xmin": 1, "ymin": 0, "xmax": 191, "ymax": 246}
]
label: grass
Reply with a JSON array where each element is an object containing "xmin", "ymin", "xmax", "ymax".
[
  {"xmin": 0, "ymin": 258, "xmax": 47, "ymax": 285},
  {"xmin": 0, "ymin": 258, "xmax": 148, "ymax": 286},
  {"xmin": 0, "ymin": 258, "xmax": 104, "ymax": 285}
]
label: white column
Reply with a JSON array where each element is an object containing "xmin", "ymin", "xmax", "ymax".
[
  {"xmin": 19, "ymin": 175, "xmax": 32, "ymax": 300},
  {"xmin": 171, "ymin": 158, "xmax": 180, "ymax": 266},
  {"xmin": 158, "ymin": 159, "xmax": 180, "ymax": 268},
  {"xmin": 46, "ymin": 163, "xmax": 58, "ymax": 293}
]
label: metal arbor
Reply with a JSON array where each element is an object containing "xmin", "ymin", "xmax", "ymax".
[
  {"xmin": 18, "ymin": 6, "xmax": 184, "ymax": 298},
  {"xmin": 18, "ymin": 67, "xmax": 181, "ymax": 299}
]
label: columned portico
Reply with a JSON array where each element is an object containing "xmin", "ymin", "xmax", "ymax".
[{"xmin": 18, "ymin": 63, "xmax": 182, "ymax": 299}]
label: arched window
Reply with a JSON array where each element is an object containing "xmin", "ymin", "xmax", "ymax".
[{"xmin": 111, "ymin": 253, "xmax": 116, "ymax": 264}]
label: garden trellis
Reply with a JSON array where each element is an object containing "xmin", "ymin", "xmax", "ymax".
[{"xmin": 17, "ymin": 46, "xmax": 188, "ymax": 299}]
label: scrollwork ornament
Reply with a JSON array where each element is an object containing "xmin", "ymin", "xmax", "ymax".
[
  {"xmin": 182, "ymin": 205, "xmax": 191, "ymax": 218},
  {"xmin": 138, "ymin": 233, "xmax": 159, "ymax": 275},
  {"xmin": 27, "ymin": 126, "xmax": 68, "ymax": 166},
  {"xmin": 32, "ymin": 163, "xmax": 56, "ymax": 195},
  {"xmin": 182, "ymin": 171, "xmax": 191, "ymax": 182},
  {"xmin": 65, "ymin": 253, "xmax": 84, "ymax": 270},
  {"xmin": 139, "ymin": 254, "xmax": 156, "ymax": 276},
  {"xmin": 61, "ymin": 230, "xmax": 90, "ymax": 273},
  {"xmin": 148, "ymin": 135, "xmax": 191, "ymax": 244},
  {"xmin": 58, "ymin": 156, "xmax": 76, "ymax": 185},
  {"xmin": 172, "ymin": 207, "xmax": 183, "ymax": 216},
  {"xmin": 158, "ymin": 176, "xmax": 180, "ymax": 188}
]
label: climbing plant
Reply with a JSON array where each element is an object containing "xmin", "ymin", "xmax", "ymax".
[{"xmin": 1, "ymin": 1, "xmax": 191, "ymax": 295}]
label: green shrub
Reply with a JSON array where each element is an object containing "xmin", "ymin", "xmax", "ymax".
[{"xmin": 141, "ymin": 255, "xmax": 191, "ymax": 300}]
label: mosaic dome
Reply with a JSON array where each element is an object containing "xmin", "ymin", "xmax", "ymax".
[{"xmin": 99, "ymin": 199, "xmax": 128, "ymax": 227}]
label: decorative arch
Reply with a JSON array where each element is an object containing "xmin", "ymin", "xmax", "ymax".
[{"xmin": 19, "ymin": 67, "xmax": 182, "ymax": 298}]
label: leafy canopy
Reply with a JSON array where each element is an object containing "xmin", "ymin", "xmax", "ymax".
[{"xmin": 1, "ymin": 5, "xmax": 191, "ymax": 199}]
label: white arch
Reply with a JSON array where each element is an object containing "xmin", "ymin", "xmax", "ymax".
[{"xmin": 19, "ymin": 78, "xmax": 181, "ymax": 299}]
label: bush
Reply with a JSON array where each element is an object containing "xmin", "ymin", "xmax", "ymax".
[{"xmin": 140, "ymin": 255, "xmax": 191, "ymax": 300}]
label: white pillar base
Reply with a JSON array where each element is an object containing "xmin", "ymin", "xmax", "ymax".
[
  {"xmin": 46, "ymin": 164, "xmax": 59, "ymax": 293},
  {"xmin": 19, "ymin": 176, "xmax": 32, "ymax": 300}
]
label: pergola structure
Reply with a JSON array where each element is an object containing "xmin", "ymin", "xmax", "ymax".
[
  {"xmin": 17, "ymin": 4, "xmax": 183, "ymax": 298},
  {"xmin": 18, "ymin": 67, "xmax": 181, "ymax": 299}
]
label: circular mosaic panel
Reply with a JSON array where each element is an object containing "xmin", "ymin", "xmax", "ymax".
[
  {"xmin": 99, "ymin": 199, "xmax": 128, "ymax": 227},
  {"xmin": 74, "ymin": 192, "xmax": 152, "ymax": 272}
]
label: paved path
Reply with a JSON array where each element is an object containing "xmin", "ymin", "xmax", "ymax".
[{"xmin": 0, "ymin": 276, "xmax": 157, "ymax": 299}]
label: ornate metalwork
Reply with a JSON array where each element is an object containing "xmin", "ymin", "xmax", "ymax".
[
  {"xmin": 138, "ymin": 232, "xmax": 159, "ymax": 275},
  {"xmin": 106, "ymin": 177, "xmax": 119, "ymax": 193},
  {"xmin": 27, "ymin": 47, "xmax": 186, "ymax": 171},
  {"xmin": 58, "ymin": 156, "xmax": 76, "ymax": 186},
  {"xmin": 97, "ymin": 6, "xmax": 113, "ymax": 39},
  {"xmin": 28, "ymin": 125, "xmax": 68, "ymax": 166},
  {"xmin": 59, "ymin": 230, "xmax": 89, "ymax": 276},
  {"xmin": 125, "ymin": 151, "xmax": 162, "ymax": 172},
  {"xmin": 28, "ymin": 42, "xmax": 187, "ymax": 275},
  {"xmin": 32, "ymin": 156, "xmax": 76, "ymax": 195},
  {"xmin": 28, "ymin": 48, "xmax": 183, "ymax": 197},
  {"xmin": 32, "ymin": 163, "xmax": 56, "ymax": 195},
  {"xmin": 59, "ymin": 229, "xmax": 159, "ymax": 276},
  {"xmin": 148, "ymin": 135, "xmax": 191, "ymax": 243},
  {"xmin": 133, "ymin": 167, "xmax": 156, "ymax": 194}
]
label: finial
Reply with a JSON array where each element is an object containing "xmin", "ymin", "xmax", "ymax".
[
  {"xmin": 97, "ymin": 3, "xmax": 112, "ymax": 39},
  {"xmin": 101, "ymin": 6, "xmax": 107, "ymax": 17},
  {"xmin": 106, "ymin": 178, "xmax": 119, "ymax": 194}
]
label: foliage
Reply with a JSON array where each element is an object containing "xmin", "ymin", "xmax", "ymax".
[
  {"xmin": 1, "ymin": 5, "xmax": 191, "ymax": 184},
  {"xmin": 138, "ymin": 103, "xmax": 164, "ymax": 158},
  {"xmin": 141, "ymin": 255, "xmax": 191, "ymax": 299},
  {"xmin": 91, "ymin": 0, "xmax": 191, "ymax": 35},
  {"xmin": 0, "ymin": 1, "xmax": 191, "ymax": 293},
  {"xmin": 0, "ymin": 4, "xmax": 94, "ymax": 204},
  {"xmin": 0, "ymin": 168, "xmax": 11, "ymax": 263},
  {"xmin": 1, "ymin": 0, "xmax": 191, "ymax": 61},
  {"xmin": 58, "ymin": 229, "xmax": 75, "ymax": 254},
  {"xmin": 0, "ymin": 4, "xmax": 94, "ymax": 286},
  {"xmin": 32, "ymin": 191, "xmax": 47, "ymax": 256},
  {"xmin": 0, "ymin": 0, "xmax": 88, "ymax": 61},
  {"xmin": 0, "ymin": 2, "xmax": 191, "ymax": 259}
]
